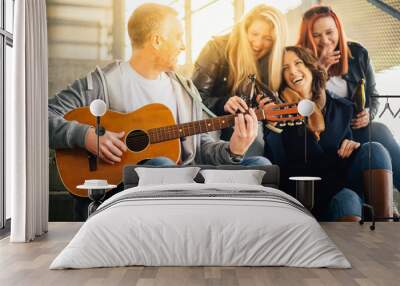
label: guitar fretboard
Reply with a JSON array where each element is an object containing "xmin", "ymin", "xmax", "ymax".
[{"xmin": 149, "ymin": 109, "xmax": 265, "ymax": 143}]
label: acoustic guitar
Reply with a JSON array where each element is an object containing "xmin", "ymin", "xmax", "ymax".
[{"xmin": 55, "ymin": 103, "xmax": 303, "ymax": 197}]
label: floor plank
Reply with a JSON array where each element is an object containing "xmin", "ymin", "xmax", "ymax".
[{"xmin": 0, "ymin": 222, "xmax": 399, "ymax": 286}]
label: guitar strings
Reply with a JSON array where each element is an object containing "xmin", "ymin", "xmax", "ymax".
[
  {"xmin": 125, "ymin": 118, "xmax": 301, "ymax": 139},
  {"xmin": 125, "ymin": 105, "xmax": 300, "ymax": 143}
]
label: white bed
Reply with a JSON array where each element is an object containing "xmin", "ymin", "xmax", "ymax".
[{"xmin": 50, "ymin": 183, "xmax": 350, "ymax": 269}]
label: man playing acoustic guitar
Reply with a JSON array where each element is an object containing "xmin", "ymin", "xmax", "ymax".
[{"xmin": 49, "ymin": 3, "xmax": 270, "ymax": 220}]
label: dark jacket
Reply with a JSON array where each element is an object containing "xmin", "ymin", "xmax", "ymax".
[
  {"xmin": 192, "ymin": 35, "xmax": 269, "ymax": 142},
  {"xmin": 280, "ymin": 92, "xmax": 354, "ymax": 219},
  {"xmin": 345, "ymin": 41, "xmax": 379, "ymax": 119},
  {"xmin": 192, "ymin": 35, "xmax": 230, "ymax": 119}
]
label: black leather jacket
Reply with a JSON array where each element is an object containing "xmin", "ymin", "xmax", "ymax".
[
  {"xmin": 344, "ymin": 41, "xmax": 379, "ymax": 119},
  {"xmin": 192, "ymin": 35, "xmax": 230, "ymax": 119},
  {"xmin": 192, "ymin": 35, "xmax": 269, "ymax": 141}
]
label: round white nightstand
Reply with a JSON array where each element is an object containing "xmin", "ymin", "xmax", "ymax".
[
  {"xmin": 77, "ymin": 180, "xmax": 117, "ymax": 216},
  {"xmin": 289, "ymin": 176, "xmax": 321, "ymax": 210}
]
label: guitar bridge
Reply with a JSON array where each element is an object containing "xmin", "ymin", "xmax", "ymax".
[{"xmin": 88, "ymin": 152, "xmax": 97, "ymax": 171}]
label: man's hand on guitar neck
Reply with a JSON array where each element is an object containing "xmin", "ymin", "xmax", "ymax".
[
  {"xmin": 84, "ymin": 127, "xmax": 128, "ymax": 164},
  {"xmin": 228, "ymin": 108, "xmax": 258, "ymax": 156}
]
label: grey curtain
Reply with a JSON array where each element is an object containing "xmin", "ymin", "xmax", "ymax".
[{"xmin": 7, "ymin": 0, "xmax": 49, "ymax": 242}]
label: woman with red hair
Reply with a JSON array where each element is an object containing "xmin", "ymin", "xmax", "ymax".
[{"xmin": 297, "ymin": 5, "xmax": 400, "ymax": 214}]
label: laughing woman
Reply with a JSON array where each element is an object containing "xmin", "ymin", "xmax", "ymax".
[
  {"xmin": 192, "ymin": 4, "xmax": 287, "ymax": 160},
  {"xmin": 279, "ymin": 46, "xmax": 393, "ymax": 221},
  {"xmin": 297, "ymin": 5, "xmax": 400, "ymax": 205}
]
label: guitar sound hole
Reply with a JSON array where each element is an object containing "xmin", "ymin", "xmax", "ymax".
[{"xmin": 126, "ymin": 130, "xmax": 149, "ymax": 152}]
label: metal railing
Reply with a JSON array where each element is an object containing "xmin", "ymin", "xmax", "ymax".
[{"xmin": 368, "ymin": 0, "xmax": 400, "ymax": 21}]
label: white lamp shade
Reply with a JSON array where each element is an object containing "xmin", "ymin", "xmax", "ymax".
[
  {"xmin": 298, "ymin": 99, "xmax": 315, "ymax": 117},
  {"xmin": 89, "ymin": 99, "xmax": 107, "ymax": 117}
]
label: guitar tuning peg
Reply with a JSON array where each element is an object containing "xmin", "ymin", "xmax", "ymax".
[
  {"xmin": 287, "ymin": 121, "xmax": 294, "ymax": 126},
  {"xmin": 278, "ymin": 122, "xmax": 286, "ymax": 127},
  {"xmin": 295, "ymin": 120, "xmax": 303, "ymax": 125}
]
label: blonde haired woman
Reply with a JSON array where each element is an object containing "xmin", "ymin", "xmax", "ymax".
[{"xmin": 192, "ymin": 4, "xmax": 287, "ymax": 158}]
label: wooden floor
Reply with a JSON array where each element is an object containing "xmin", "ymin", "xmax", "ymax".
[{"xmin": 0, "ymin": 222, "xmax": 399, "ymax": 286}]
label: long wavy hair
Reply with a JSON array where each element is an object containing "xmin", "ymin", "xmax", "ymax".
[
  {"xmin": 279, "ymin": 46, "xmax": 327, "ymax": 104},
  {"xmin": 226, "ymin": 4, "xmax": 287, "ymax": 94},
  {"xmin": 297, "ymin": 5, "xmax": 349, "ymax": 76}
]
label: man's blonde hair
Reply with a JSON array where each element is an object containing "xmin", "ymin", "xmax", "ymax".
[
  {"xmin": 128, "ymin": 3, "xmax": 177, "ymax": 48},
  {"xmin": 226, "ymin": 4, "xmax": 287, "ymax": 93}
]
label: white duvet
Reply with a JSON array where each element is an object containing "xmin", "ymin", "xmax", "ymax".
[{"xmin": 50, "ymin": 183, "xmax": 351, "ymax": 269}]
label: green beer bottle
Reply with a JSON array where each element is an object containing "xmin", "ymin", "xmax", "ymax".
[{"xmin": 354, "ymin": 78, "xmax": 366, "ymax": 113}]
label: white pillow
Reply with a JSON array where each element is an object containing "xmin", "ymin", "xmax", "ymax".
[
  {"xmin": 200, "ymin": 169, "xmax": 266, "ymax": 185},
  {"xmin": 135, "ymin": 167, "xmax": 200, "ymax": 186}
]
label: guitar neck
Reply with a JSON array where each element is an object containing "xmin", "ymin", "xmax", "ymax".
[{"xmin": 149, "ymin": 109, "xmax": 265, "ymax": 143}]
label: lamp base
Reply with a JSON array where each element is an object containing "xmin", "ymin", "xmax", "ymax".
[
  {"xmin": 289, "ymin": 176, "xmax": 321, "ymax": 211},
  {"xmin": 87, "ymin": 188, "xmax": 106, "ymax": 216}
]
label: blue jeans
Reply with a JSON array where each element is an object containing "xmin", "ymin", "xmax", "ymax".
[
  {"xmin": 241, "ymin": 156, "xmax": 271, "ymax": 166},
  {"xmin": 142, "ymin": 156, "xmax": 271, "ymax": 167},
  {"xmin": 140, "ymin": 156, "xmax": 176, "ymax": 166},
  {"xmin": 354, "ymin": 122, "xmax": 400, "ymax": 190},
  {"xmin": 328, "ymin": 142, "xmax": 392, "ymax": 220}
]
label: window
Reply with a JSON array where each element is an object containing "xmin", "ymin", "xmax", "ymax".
[
  {"xmin": 244, "ymin": 0, "xmax": 302, "ymax": 14},
  {"xmin": 5, "ymin": 0, "xmax": 13, "ymax": 33},
  {"xmin": 1, "ymin": 0, "xmax": 14, "ymax": 231},
  {"xmin": 191, "ymin": 0, "xmax": 234, "ymax": 63}
]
